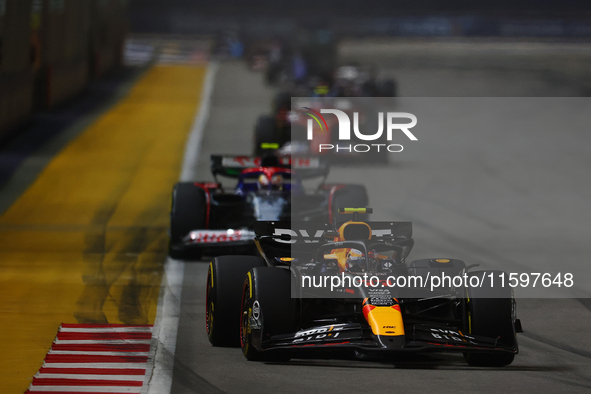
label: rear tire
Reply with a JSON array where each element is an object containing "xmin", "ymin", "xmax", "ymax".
[
  {"xmin": 240, "ymin": 267, "xmax": 295, "ymax": 361},
  {"xmin": 206, "ymin": 256, "xmax": 266, "ymax": 347},
  {"xmin": 254, "ymin": 115, "xmax": 279, "ymax": 156},
  {"xmin": 463, "ymin": 270, "xmax": 517, "ymax": 367},
  {"xmin": 169, "ymin": 183, "xmax": 207, "ymax": 259}
]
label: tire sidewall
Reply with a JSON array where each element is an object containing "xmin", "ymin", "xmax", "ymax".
[
  {"xmin": 206, "ymin": 256, "xmax": 266, "ymax": 347},
  {"xmin": 464, "ymin": 270, "xmax": 517, "ymax": 366},
  {"xmin": 241, "ymin": 267, "xmax": 295, "ymax": 360}
]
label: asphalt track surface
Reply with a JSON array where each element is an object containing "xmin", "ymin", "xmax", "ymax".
[{"xmin": 171, "ymin": 60, "xmax": 591, "ymax": 393}]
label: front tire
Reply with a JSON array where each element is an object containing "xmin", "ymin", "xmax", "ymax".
[
  {"xmin": 464, "ymin": 270, "xmax": 517, "ymax": 367},
  {"xmin": 240, "ymin": 267, "xmax": 295, "ymax": 361},
  {"xmin": 206, "ymin": 256, "xmax": 266, "ymax": 347}
]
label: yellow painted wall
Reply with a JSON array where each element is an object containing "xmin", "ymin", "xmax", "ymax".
[{"xmin": 0, "ymin": 64, "xmax": 206, "ymax": 393}]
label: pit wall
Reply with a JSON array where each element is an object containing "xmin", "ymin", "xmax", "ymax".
[{"xmin": 0, "ymin": 0, "xmax": 128, "ymax": 139}]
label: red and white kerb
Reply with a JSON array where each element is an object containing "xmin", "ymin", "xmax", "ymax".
[{"xmin": 26, "ymin": 323, "xmax": 153, "ymax": 394}]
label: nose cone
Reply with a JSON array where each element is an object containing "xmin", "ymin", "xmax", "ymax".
[
  {"xmin": 362, "ymin": 303, "xmax": 405, "ymax": 349},
  {"xmin": 376, "ymin": 334, "xmax": 406, "ymax": 349}
]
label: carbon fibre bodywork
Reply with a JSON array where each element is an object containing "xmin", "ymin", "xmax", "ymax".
[{"xmin": 239, "ymin": 217, "xmax": 520, "ymax": 363}]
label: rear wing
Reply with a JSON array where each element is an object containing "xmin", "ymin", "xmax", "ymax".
[
  {"xmin": 254, "ymin": 220, "xmax": 413, "ymax": 263},
  {"xmin": 254, "ymin": 221, "xmax": 332, "ymax": 262},
  {"xmin": 254, "ymin": 220, "xmax": 413, "ymax": 243},
  {"xmin": 210, "ymin": 155, "xmax": 329, "ymax": 179}
]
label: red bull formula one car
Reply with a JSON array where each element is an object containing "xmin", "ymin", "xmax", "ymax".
[
  {"xmin": 168, "ymin": 155, "xmax": 368, "ymax": 259},
  {"xmin": 254, "ymin": 96, "xmax": 391, "ymax": 164},
  {"xmin": 205, "ymin": 208, "xmax": 522, "ymax": 366}
]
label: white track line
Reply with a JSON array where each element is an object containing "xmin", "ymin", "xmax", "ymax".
[
  {"xmin": 143, "ymin": 62, "xmax": 218, "ymax": 394},
  {"xmin": 179, "ymin": 62, "xmax": 218, "ymax": 182}
]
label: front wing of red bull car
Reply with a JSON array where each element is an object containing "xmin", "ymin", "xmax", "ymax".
[{"xmin": 206, "ymin": 208, "xmax": 522, "ymax": 366}]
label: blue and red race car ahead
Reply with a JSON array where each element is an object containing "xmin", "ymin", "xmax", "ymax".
[{"xmin": 168, "ymin": 155, "xmax": 368, "ymax": 259}]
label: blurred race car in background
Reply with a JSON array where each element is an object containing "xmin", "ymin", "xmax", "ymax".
[
  {"xmin": 265, "ymin": 29, "xmax": 338, "ymax": 86},
  {"xmin": 206, "ymin": 208, "xmax": 522, "ymax": 366},
  {"xmin": 168, "ymin": 155, "xmax": 368, "ymax": 259},
  {"xmin": 254, "ymin": 94, "xmax": 390, "ymax": 163},
  {"xmin": 254, "ymin": 63, "xmax": 397, "ymax": 161},
  {"xmin": 304, "ymin": 65, "xmax": 397, "ymax": 98}
]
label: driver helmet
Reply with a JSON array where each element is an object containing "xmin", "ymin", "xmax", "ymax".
[
  {"xmin": 258, "ymin": 173, "xmax": 284, "ymax": 191},
  {"xmin": 345, "ymin": 248, "xmax": 366, "ymax": 273}
]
